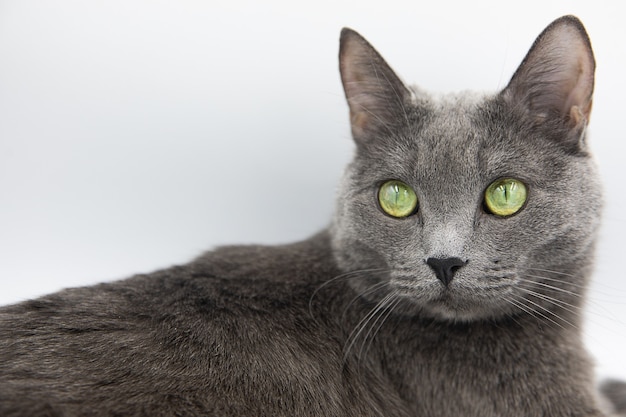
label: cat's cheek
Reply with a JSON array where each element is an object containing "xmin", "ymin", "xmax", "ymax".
[
  {"xmin": 334, "ymin": 202, "xmax": 421, "ymax": 269},
  {"xmin": 330, "ymin": 211, "xmax": 403, "ymax": 273},
  {"xmin": 508, "ymin": 196, "xmax": 598, "ymax": 267}
]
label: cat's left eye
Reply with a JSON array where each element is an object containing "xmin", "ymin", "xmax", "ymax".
[
  {"xmin": 378, "ymin": 180, "xmax": 418, "ymax": 218},
  {"xmin": 484, "ymin": 178, "xmax": 527, "ymax": 217}
]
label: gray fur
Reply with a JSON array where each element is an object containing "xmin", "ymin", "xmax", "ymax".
[
  {"xmin": 0, "ymin": 15, "xmax": 619, "ymax": 416},
  {"xmin": 602, "ymin": 380, "xmax": 626, "ymax": 415}
]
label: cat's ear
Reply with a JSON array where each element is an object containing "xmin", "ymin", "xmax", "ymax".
[
  {"xmin": 339, "ymin": 28, "xmax": 413, "ymax": 145},
  {"xmin": 502, "ymin": 16, "xmax": 595, "ymax": 143}
]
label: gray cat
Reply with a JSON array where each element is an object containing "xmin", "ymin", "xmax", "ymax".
[{"xmin": 1, "ymin": 15, "xmax": 624, "ymax": 417}]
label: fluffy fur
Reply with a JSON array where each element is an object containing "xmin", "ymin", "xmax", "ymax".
[{"xmin": 0, "ymin": 15, "xmax": 621, "ymax": 416}]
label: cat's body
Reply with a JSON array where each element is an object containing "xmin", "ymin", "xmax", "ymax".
[
  {"xmin": 0, "ymin": 233, "xmax": 605, "ymax": 416},
  {"xmin": 1, "ymin": 15, "xmax": 623, "ymax": 417}
]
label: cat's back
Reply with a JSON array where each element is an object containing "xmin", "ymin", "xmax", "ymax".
[{"xmin": 0, "ymin": 232, "xmax": 400, "ymax": 417}]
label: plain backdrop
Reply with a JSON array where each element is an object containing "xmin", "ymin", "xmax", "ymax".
[{"xmin": 1, "ymin": 1, "xmax": 625, "ymax": 381}]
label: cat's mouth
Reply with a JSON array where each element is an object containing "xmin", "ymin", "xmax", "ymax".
[{"xmin": 391, "ymin": 275, "xmax": 518, "ymax": 321}]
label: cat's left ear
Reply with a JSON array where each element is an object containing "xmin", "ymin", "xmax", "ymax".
[
  {"xmin": 502, "ymin": 16, "xmax": 595, "ymax": 145},
  {"xmin": 339, "ymin": 28, "xmax": 413, "ymax": 145}
]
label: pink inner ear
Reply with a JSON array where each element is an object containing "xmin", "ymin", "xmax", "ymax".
[
  {"xmin": 339, "ymin": 39, "xmax": 378, "ymax": 134},
  {"xmin": 549, "ymin": 27, "xmax": 595, "ymax": 124},
  {"xmin": 538, "ymin": 30, "xmax": 594, "ymax": 122},
  {"xmin": 350, "ymin": 109, "xmax": 369, "ymax": 133},
  {"xmin": 563, "ymin": 47, "xmax": 595, "ymax": 124},
  {"xmin": 505, "ymin": 18, "xmax": 595, "ymax": 129}
]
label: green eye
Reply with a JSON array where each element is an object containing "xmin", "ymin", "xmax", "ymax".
[
  {"xmin": 484, "ymin": 178, "xmax": 527, "ymax": 217},
  {"xmin": 378, "ymin": 180, "xmax": 418, "ymax": 218}
]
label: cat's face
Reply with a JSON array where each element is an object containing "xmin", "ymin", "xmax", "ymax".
[{"xmin": 331, "ymin": 16, "xmax": 601, "ymax": 321}]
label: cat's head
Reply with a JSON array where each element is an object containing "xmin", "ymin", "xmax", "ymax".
[{"xmin": 330, "ymin": 16, "xmax": 601, "ymax": 322}]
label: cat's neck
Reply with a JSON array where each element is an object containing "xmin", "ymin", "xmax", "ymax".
[{"xmin": 338, "ymin": 296, "xmax": 592, "ymax": 415}]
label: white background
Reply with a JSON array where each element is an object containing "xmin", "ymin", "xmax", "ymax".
[{"xmin": 1, "ymin": 1, "xmax": 625, "ymax": 381}]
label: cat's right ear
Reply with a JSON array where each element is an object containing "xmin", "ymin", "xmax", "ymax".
[
  {"xmin": 339, "ymin": 28, "xmax": 413, "ymax": 145},
  {"xmin": 502, "ymin": 16, "xmax": 595, "ymax": 146}
]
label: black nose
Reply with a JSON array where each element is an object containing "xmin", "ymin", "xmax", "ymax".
[{"xmin": 426, "ymin": 257, "xmax": 467, "ymax": 287}]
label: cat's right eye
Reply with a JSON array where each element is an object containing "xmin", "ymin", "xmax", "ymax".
[{"xmin": 378, "ymin": 180, "xmax": 418, "ymax": 218}]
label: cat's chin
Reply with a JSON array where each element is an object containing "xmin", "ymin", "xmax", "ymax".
[
  {"xmin": 417, "ymin": 300, "xmax": 505, "ymax": 322},
  {"xmin": 394, "ymin": 288, "xmax": 517, "ymax": 323}
]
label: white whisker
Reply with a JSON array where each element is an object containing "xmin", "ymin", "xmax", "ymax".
[
  {"xmin": 357, "ymin": 294, "xmax": 401, "ymax": 361},
  {"xmin": 505, "ymin": 293, "xmax": 560, "ymax": 330},
  {"xmin": 518, "ymin": 285, "xmax": 582, "ymax": 316},
  {"xmin": 343, "ymin": 291, "xmax": 396, "ymax": 363},
  {"xmin": 341, "ymin": 281, "xmax": 389, "ymax": 322},
  {"xmin": 308, "ymin": 268, "xmax": 387, "ymax": 319},
  {"xmin": 526, "ymin": 268, "xmax": 626, "ymax": 296},
  {"xmin": 518, "ymin": 277, "xmax": 583, "ymax": 299},
  {"xmin": 518, "ymin": 275, "xmax": 626, "ymax": 327},
  {"xmin": 525, "ymin": 267, "xmax": 577, "ymax": 278},
  {"xmin": 503, "ymin": 296, "xmax": 541, "ymax": 324},
  {"xmin": 515, "ymin": 293, "xmax": 575, "ymax": 330}
]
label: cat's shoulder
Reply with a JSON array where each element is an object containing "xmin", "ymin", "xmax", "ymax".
[{"xmin": 190, "ymin": 229, "xmax": 336, "ymax": 282}]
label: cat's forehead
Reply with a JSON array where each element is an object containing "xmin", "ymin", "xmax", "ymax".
[
  {"xmin": 417, "ymin": 93, "xmax": 485, "ymax": 148},
  {"xmin": 408, "ymin": 92, "xmax": 491, "ymax": 174},
  {"xmin": 405, "ymin": 90, "xmax": 480, "ymax": 140},
  {"xmin": 356, "ymin": 89, "xmax": 571, "ymax": 190},
  {"xmin": 399, "ymin": 91, "xmax": 562, "ymax": 187}
]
